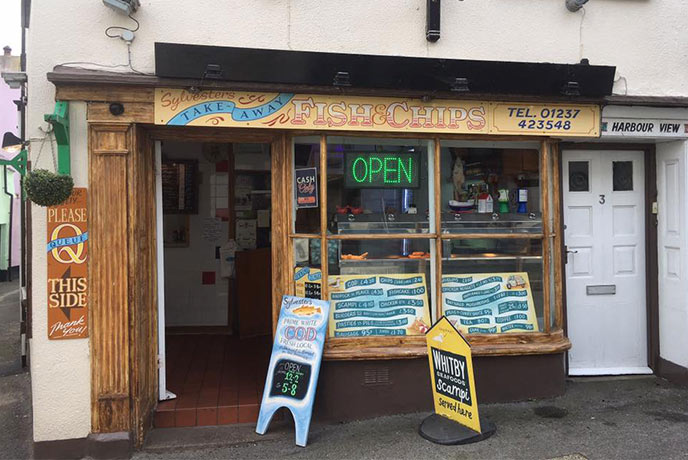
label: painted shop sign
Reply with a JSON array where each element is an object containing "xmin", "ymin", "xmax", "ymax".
[
  {"xmin": 155, "ymin": 89, "xmax": 600, "ymax": 137},
  {"xmin": 256, "ymin": 295, "xmax": 330, "ymax": 447},
  {"xmin": 601, "ymin": 118, "xmax": 688, "ymax": 138},
  {"xmin": 47, "ymin": 188, "xmax": 88, "ymax": 340}
]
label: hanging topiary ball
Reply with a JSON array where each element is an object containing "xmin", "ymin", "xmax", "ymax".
[{"xmin": 24, "ymin": 169, "xmax": 74, "ymax": 207}]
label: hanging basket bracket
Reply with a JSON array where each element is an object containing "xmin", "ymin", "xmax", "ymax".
[{"xmin": 44, "ymin": 101, "xmax": 70, "ymax": 176}]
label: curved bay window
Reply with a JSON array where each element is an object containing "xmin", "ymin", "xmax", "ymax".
[{"xmin": 289, "ymin": 135, "xmax": 566, "ymax": 359}]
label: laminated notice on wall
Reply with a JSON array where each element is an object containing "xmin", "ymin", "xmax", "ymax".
[
  {"xmin": 220, "ymin": 240, "xmax": 237, "ymax": 278},
  {"xmin": 441, "ymin": 272, "xmax": 539, "ymax": 334},
  {"xmin": 236, "ymin": 219, "xmax": 257, "ymax": 249},
  {"xmin": 328, "ymin": 273, "xmax": 431, "ymax": 338}
]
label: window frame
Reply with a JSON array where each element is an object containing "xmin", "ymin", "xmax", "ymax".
[{"xmin": 286, "ymin": 132, "xmax": 567, "ymax": 360}]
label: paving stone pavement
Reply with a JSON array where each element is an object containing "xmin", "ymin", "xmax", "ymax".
[
  {"xmin": 137, "ymin": 375, "xmax": 688, "ymax": 460},
  {"xmin": 0, "ymin": 280, "xmax": 31, "ymax": 460}
]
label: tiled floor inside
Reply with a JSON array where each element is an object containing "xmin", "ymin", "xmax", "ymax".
[{"xmin": 155, "ymin": 334, "xmax": 272, "ymax": 428}]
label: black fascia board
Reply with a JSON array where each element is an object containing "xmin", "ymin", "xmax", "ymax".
[{"xmin": 155, "ymin": 42, "xmax": 616, "ymax": 98}]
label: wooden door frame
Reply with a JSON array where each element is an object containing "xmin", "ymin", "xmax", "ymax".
[
  {"xmin": 558, "ymin": 142, "xmax": 659, "ymax": 373},
  {"xmin": 88, "ymin": 123, "xmax": 288, "ymax": 444}
]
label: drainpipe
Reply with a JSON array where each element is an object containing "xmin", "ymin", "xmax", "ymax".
[{"xmin": 2, "ymin": 166, "xmax": 12, "ymax": 281}]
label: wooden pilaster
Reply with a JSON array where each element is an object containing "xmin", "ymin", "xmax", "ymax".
[{"xmin": 89, "ymin": 123, "xmax": 133, "ymax": 434}]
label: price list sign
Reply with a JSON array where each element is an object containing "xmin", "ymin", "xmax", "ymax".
[{"xmin": 256, "ymin": 295, "xmax": 330, "ymax": 447}]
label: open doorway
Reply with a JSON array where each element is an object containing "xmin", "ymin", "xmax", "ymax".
[{"xmin": 154, "ymin": 140, "xmax": 274, "ymax": 428}]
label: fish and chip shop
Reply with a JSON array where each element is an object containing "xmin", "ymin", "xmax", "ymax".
[{"xmin": 23, "ymin": 11, "xmax": 688, "ymax": 458}]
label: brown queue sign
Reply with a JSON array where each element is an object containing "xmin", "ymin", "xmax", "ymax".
[{"xmin": 47, "ymin": 188, "xmax": 88, "ymax": 340}]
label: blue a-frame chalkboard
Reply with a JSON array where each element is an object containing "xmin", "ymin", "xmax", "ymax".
[{"xmin": 256, "ymin": 295, "xmax": 330, "ymax": 447}]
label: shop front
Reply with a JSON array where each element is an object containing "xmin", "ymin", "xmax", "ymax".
[{"xmin": 39, "ymin": 45, "xmax": 629, "ymax": 454}]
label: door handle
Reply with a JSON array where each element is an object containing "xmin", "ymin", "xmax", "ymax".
[{"xmin": 565, "ymin": 246, "xmax": 577, "ymax": 264}]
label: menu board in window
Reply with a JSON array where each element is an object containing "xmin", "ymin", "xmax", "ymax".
[{"xmin": 162, "ymin": 160, "xmax": 199, "ymax": 214}]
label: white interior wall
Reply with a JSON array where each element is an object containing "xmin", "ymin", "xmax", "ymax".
[
  {"xmin": 162, "ymin": 141, "xmax": 230, "ymax": 326},
  {"xmin": 656, "ymin": 140, "xmax": 688, "ymax": 368},
  {"xmin": 29, "ymin": 102, "xmax": 91, "ymax": 442}
]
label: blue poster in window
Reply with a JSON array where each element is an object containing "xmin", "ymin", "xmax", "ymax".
[
  {"xmin": 295, "ymin": 167, "xmax": 318, "ymax": 208},
  {"xmin": 256, "ymin": 295, "xmax": 330, "ymax": 447}
]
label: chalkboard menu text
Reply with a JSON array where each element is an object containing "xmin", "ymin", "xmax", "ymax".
[
  {"xmin": 269, "ymin": 358, "xmax": 312, "ymax": 400},
  {"xmin": 304, "ymin": 282, "xmax": 321, "ymax": 300}
]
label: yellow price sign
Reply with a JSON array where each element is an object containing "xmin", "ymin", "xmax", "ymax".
[{"xmin": 426, "ymin": 316, "xmax": 481, "ymax": 433}]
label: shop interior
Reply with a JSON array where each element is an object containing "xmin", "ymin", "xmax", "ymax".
[{"xmin": 155, "ymin": 141, "xmax": 274, "ymax": 428}]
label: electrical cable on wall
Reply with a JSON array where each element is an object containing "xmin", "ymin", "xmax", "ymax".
[
  {"xmin": 55, "ymin": 8, "xmax": 151, "ymax": 75},
  {"xmin": 105, "ymin": 14, "xmax": 139, "ymax": 39},
  {"xmin": 578, "ymin": 6, "xmax": 586, "ymax": 62}
]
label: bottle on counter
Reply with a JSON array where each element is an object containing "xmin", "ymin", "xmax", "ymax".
[{"xmin": 477, "ymin": 193, "xmax": 493, "ymax": 213}]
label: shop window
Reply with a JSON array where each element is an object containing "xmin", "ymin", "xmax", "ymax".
[
  {"xmin": 293, "ymin": 238, "xmax": 324, "ymax": 300},
  {"xmin": 438, "ymin": 141, "xmax": 546, "ymax": 335},
  {"xmin": 441, "ymin": 238, "xmax": 544, "ymax": 334},
  {"xmin": 568, "ymin": 161, "xmax": 589, "ymax": 192},
  {"xmin": 293, "ymin": 137, "xmax": 321, "ymax": 234},
  {"xmin": 316, "ymin": 136, "xmax": 435, "ymax": 339},
  {"xmin": 326, "ymin": 137, "xmax": 433, "ymax": 234},
  {"xmin": 327, "ymin": 238, "xmax": 433, "ymax": 338},
  {"xmin": 288, "ymin": 135, "xmax": 562, "ymax": 356},
  {"xmin": 440, "ymin": 147, "xmax": 541, "ymax": 220},
  {"xmin": 613, "ymin": 161, "xmax": 633, "ymax": 191}
]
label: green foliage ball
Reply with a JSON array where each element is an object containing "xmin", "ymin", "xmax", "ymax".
[{"xmin": 24, "ymin": 169, "xmax": 74, "ymax": 207}]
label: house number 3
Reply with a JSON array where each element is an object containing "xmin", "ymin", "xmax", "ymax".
[{"xmin": 599, "ymin": 194, "xmax": 606, "ymax": 205}]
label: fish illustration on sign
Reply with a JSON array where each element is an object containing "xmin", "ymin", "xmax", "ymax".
[
  {"xmin": 292, "ymin": 305, "xmax": 322, "ymax": 316},
  {"xmin": 432, "ymin": 333, "xmax": 445, "ymax": 343}
]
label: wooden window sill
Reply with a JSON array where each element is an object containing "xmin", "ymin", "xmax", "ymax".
[{"xmin": 322, "ymin": 330, "xmax": 571, "ymax": 361}]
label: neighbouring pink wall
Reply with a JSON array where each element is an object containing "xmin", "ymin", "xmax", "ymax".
[{"xmin": 1, "ymin": 49, "xmax": 22, "ymax": 269}]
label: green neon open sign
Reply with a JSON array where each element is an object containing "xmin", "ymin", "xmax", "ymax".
[{"xmin": 344, "ymin": 152, "xmax": 420, "ymax": 188}]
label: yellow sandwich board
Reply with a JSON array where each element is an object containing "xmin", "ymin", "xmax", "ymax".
[{"xmin": 426, "ymin": 316, "xmax": 481, "ymax": 433}]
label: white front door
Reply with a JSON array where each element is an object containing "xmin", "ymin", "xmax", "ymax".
[
  {"xmin": 155, "ymin": 141, "xmax": 175, "ymax": 401},
  {"xmin": 656, "ymin": 141, "xmax": 688, "ymax": 370},
  {"xmin": 563, "ymin": 150, "xmax": 650, "ymax": 375}
]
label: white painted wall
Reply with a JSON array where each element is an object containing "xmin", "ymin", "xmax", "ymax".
[
  {"xmin": 29, "ymin": 102, "xmax": 91, "ymax": 442},
  {"xmin": 25, "ymin": 0, "xmax": 688, "ymax": 142},
  {"xmin": 656, "ymin": 140, "xmax": 688, "ymax": 369}
]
